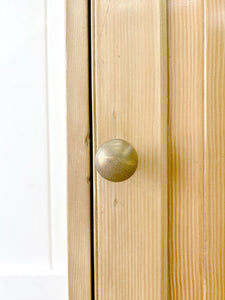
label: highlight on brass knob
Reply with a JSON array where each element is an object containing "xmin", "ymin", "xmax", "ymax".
[{"xmin": 95, "ymin": 139, "xmax": 138, "ymax": 182}]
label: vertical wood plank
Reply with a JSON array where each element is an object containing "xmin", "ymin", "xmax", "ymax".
[
  {"xmin": 91, "ymin": 1, "xmax": 168, "ymax": 299},
  {"xmin": 167, "ymin": 1, "xmax": 204, "ymax": 298},
  {"xmin": 66, "ymin": 0, "xmax": 92, "ymax": 299},
  {"xmin": 205, "ymin": 0, "xmax": 225, "ymax": 298}
]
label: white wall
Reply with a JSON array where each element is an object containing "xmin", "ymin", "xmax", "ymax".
[{"xmin": 0, "ymin": 0, "xmax": 68, "ymax": 299}]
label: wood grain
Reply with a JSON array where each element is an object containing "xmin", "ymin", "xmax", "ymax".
[
  {"xmin": 66, "ymin": 0, "xmax": 92, "ymax": 299},
  {"xmin": 91, "ymin": 0, "xmax": 168, "ymax": 299},
  {"xmin": 205, "ymin": 0, "xmax": 225, "ymax": 298},
  {"xmin": 167, "ymin": 1, "xmax": 205, "ymax": 298}
]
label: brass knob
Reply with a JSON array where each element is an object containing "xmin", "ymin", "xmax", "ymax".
[{"xmin": 95, "ymin": 139, "xmax": 138, "ymax": 182}]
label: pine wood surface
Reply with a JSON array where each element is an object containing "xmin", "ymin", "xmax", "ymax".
[
  {"xmin": 66, "ymin": 0, "xmax": 92, "ymax": 299},
  {"xmin": 168, "ymin": 0, "xmax": 225, "ymax": 299},
  {"xmin": 91, "ymin": 1, "xmax": 168, "ymax": 299},
  {"xmin": 205, "ymin": 0, "xmax": 225, "ymax": 298},
  {"xmin": 168, "ymin": 0, "xmax": 205, "ymax": 298}
]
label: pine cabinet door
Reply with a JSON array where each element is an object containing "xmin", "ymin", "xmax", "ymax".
[{"xmin": 67, "ymin": 1, "xmax": 225, "ymax": 299}]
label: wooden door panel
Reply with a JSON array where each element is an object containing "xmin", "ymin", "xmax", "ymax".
[
  {"xmin": 91, "ymin": 1, "xmax": 168, "ymax": 299},
  {"xmin": 167, "ymin": 0, "xmax": 205, "ymax": 298},
  {"xmin": 168, "ymin": 0, "xmax": 225, "ymax": 299},
  {"xmin": 205, "ymin": 0, "xmax": 225, "ymax": 298}
]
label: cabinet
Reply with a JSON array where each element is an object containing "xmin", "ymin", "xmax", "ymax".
[{"xmin": 67, "ymin": 1, "xmax": 225, "ymax": 299}]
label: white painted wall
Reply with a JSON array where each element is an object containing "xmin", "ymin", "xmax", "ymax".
[{"xmin": 0, "ymin": 0, "xmax": 68, "ymax": 299}]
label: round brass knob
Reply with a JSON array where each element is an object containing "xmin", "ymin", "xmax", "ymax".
[{"xmin": 95, "ymin": 139, "xmax": 138, "ymax": 182}]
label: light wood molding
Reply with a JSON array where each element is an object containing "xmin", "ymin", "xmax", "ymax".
[
  {"xmin": 91, "ymin": 1, "xmax": 168, "ymax": 299},
  {"xmin": 66, "ymin": 0, "xmax": 92, "ymax": 299}
]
